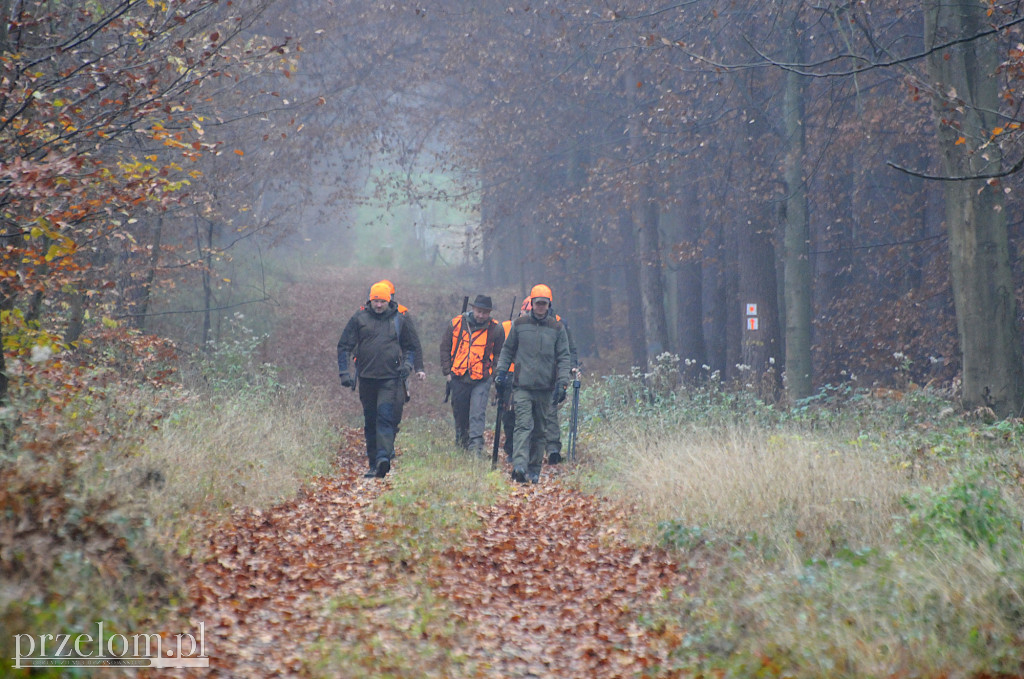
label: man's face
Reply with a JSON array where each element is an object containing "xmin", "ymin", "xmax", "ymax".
[
  {"xmin": 370, "ymin": 299, "xmax": 389, "ymax": 313},
  {"xmin": 532, "ymin": 298, "xmax": 549, "ymax": 317},
  {"xmin": 471, "ymin": 306, "xmax": 491, "ymax": 323}
]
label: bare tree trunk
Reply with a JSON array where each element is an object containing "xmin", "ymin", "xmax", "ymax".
[
  {"xmin": 781, "ymin": 14, "xmax": 813, "ymax": 400},
  {"xmin": 667, "ymin": 189, "xmax": 706, "ymax": 381},
  {"xmin": 134, "ymin": 215, "xmax": 163, "ymax": 331},
  {"xmin": 925, "ymin": 0, "xmax": 1024, "ymax": 417},
  {"xmin": 0, "ymin": 289, "xmax": 10, "ymax": 409},
  {"xmin": 64, "ymin": 291, "xmax": 85, "ymax": 345},
  {"xmin": 619, "ymin": 212, "xmax": 648, "ymax": 367},
  {"xmin": 635, "ymin": 179, "xmax": 671, "ymax": 359},
  {"xmin": 707, "ymin": 226, "xmax": 728, "ymax": 377},
  {"xmin": 739, "ymin": 212, "xmax": 783, "ymax": 398},
  {"xmin": 0, "ymin": 0, "xmax": 10, "ymax": 52},
  {"xmin": 197, "ymin": 215, "xmax": 214, "ymax": 347},
  {"xmin": 566, "ymin": 142, "xmax": 596, "ymax": 359}
]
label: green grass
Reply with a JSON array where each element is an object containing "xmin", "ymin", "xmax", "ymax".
[
  {"xmin": 577, "ymin": 368, "xmax": 1024, "ymax": 679},
  {"xmin": 8, "ymin": 310, "xmax": 1024, "ymax": 679},
  {"xmin": 305, "ymin": 418, "xmax": 502, "ymax": 679}
]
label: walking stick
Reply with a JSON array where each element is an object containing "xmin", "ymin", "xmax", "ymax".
[{"xmin": 568, "ymin": 373, "xmax": 581, "ymax": 462}]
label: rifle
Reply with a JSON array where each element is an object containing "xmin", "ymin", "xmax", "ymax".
[
  {"xmin": 567, "ymin": 371, "xmax": 581, "ymax": 462},
  {"xmin": 444, "ymin": 295, "xmax": 470, "ymax": 403},
  {"xmin": 490, "ymin": 295, "xmax": 517, "ymax": 469}
]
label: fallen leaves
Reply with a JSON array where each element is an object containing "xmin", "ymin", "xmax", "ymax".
[{"xmin": 178, "ymin": 428, "xmax": 690, "ymax": 677}]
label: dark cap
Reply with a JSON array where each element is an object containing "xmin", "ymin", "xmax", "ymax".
[{"xmin": 469, "ymin": 294, "xmax": 492, "ymax": 310}]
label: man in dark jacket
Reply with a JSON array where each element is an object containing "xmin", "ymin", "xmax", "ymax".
[
  {"xmin": 440, "ymin": 294, "xmax": 504, "ymax": 456},
  {"xmin": 494, "ymin": 284, "xmax": 571, "ymax": 484},
  {"xmin": 337, "ymin": 281, "xmax": 424, "ymax": 478}
]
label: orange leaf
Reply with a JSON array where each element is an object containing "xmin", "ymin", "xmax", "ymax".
[{"xmin": 234, "ymin": 149, "xmax": 244, "ymax": 156}]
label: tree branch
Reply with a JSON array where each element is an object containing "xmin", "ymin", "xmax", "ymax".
[{"xmin": 887, "ymin": 153, "xmax": 1024, "ymax": 181}]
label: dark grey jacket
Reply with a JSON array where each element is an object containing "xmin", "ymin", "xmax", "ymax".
[
  {"xmin": 495, "ymin": 311, "xmax": 570, "ymax": 390},
  {"xmin": 337, "ymin": 302, "xmax": 419, "ymax": 380}
]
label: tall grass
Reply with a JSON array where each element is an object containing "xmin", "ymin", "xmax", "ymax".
[
  {"xmin": 0, "ymin": 323, "xmax": 342, "ymax": 675},
  {"xmin": 597, "ymin": 422, "xmax": 908, "ymax": 558},
  {"xmin": 579, "ymin": 365, "xmax": 1024, "ymax": 678},
  {"xmin": 93, "ymin": 384, "xmax": 340, "ymax": 547}
]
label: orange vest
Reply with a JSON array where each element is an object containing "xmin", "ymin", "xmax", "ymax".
[
  {"xmin": 501, "ymin": 320, "xmax": 516, "ymax": 373},
  {"xmin": 450, "ymin": 315, "xmax": 491, "ymax": 379}
]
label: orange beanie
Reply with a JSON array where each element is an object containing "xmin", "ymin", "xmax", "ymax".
[
  {"xmin": 529, "ymin": 284, "xmax": 553, "ymax": 302},
  {"xmin": 369, "ymin": 282, "xmax": 391, "ymax": 302}
]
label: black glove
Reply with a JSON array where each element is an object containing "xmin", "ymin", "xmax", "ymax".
[
  {"xmin": 399, "ymin": 365, "xmax": 411, "ymax": 380},
  {"xmin": 553, "ymin": 382, "xmax": 568, "ymax": 405},
  {"xmin": 494, "ymin": 371, "xmax": 509, "ymax": 390},
  {"xmin": 340, "ymin": 373, "xmax": 354, "ymax": 389}
]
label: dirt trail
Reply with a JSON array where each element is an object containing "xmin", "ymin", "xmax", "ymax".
[{"xmin": 182, "ymin": 431, "xmax": 688, "ymax": 678}]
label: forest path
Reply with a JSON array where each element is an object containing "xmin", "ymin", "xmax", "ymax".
[{"xmin": 181, "ymin": 430, "xmax": 689, "ymax": 678}]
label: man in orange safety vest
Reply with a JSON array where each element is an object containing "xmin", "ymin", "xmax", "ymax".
[{"xmin": 440, "ymin": 294, "xmax": 505, "ymax": 456}]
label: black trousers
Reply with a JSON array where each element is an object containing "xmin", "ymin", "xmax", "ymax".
[{"xmin": 358, "ymin": 377, "xmax": 403, "ymax": 469}]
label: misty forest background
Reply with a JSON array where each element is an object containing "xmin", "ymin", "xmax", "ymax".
[
  {"xmin": 6, "ymin": 1, "xmax": 1024, "ymax": 678},
  {"xmin": 11, "ymin": 0, "xmax": 1024, "ymax": 408}
]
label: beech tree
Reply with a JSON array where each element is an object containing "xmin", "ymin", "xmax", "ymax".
[
  {"xmin": 0, "ymin": 0, "xmax": 290, "ymax": 402},
  {"xmin": 924, "ymin": 0, "xmax": 1024, "ymax": 416}
]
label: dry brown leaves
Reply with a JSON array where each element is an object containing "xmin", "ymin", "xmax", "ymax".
[
  {"xmin": 178, "ymin": 429, "xmax": 688, "ymax": 678},
  {"xmin": 430, "ymin": 482, "xmax": 687, "ymax": 677}
]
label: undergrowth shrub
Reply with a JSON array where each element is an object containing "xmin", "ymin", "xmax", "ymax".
[
  {"xmin": 0, "ymin": 435, "xmax": 180, "ymax": 677},
  {"xmin": 0, "ymin": 312, "xmax": 339, "ymax": 672},
  {"xmin": 581, "ymin": 356, "xmax": 1024, "ymax": 679}
]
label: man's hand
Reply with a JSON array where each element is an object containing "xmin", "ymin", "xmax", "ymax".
[
  {"xmin": 494, "ymin": 371, "xmax": 509, "ymax": 390},
  {"xmin": 399, "ymin": 365, "xmax": 411, "ymax": 380},
  {"xmin": 340, "ymin": 373, "xmax": 355, "ymax": 389},
  {"xmin": 553, "ymin": 380, "xmax": 568, "ymax": 405},
  {"xmin": 416, "ymin": 370, "xmax": 427, "ymax": 381}
]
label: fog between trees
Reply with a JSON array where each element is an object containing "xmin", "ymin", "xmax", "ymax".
[{"xmin": 4, "ymin": 0, "xmax": 1024, "ymax": 414}]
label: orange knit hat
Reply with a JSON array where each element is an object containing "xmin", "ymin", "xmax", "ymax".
[
  {"xmin": 368, "ymin": 282, "xmax": 391, "ymax": 302},
  {"xmin": 529, "ymin": 283, "xmax": 553, "ymax": 302}
]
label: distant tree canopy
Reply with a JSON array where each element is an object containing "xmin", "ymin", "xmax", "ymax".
[{"xmin": 6, "ymin": 0, "xmax": 1024, "ymax": 416}]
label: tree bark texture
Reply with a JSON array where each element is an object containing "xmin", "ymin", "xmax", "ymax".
[
  {"xmin": 925, "ymin": 0, "xmax": 1024, "ymax": 417},
  {"xmin": 781, "ymin": 16, "xmax": 813, "ymax": 400}
]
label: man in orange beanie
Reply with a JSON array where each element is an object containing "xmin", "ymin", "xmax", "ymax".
[
  {"xmin": 493, "ymin": 284, "xmax": 570, "ymax": 484},
  {"xmin": 337, "ymin": 281, "xmax": 424, "ymax": 478}
]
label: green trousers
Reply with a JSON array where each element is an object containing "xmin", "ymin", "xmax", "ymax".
[{"xmin": 511, "ymin": 388, "xmax": 552, "ymax": 476}]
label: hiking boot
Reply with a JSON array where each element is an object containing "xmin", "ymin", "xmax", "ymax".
[
  {"xmin": 363, "ymin": 468, "xmax": 377, "ymax": 478},
  {"xmin": 375, "ymin": 458, "xmax": 391, "ymax": 478},
  {"xmin": 511, "ymin": 468, "xmax": 526, "ymax": 484},
  {"xmin": 548, "ymin": 452, "xmax": 562, "ymax": 465},
  {"xmin": 529, "ymin": 472, "xmax": 540, "ymax": 484}
]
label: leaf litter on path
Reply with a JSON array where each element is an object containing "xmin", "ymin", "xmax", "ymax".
[{"xmin": 178, "ymin": 429, "xmax": 689, "ymax": 678}]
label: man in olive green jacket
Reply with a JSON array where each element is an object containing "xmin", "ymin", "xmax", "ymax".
[{"xmin": 493, "ymin": 285, "xmax": 570, "ymax": 484}]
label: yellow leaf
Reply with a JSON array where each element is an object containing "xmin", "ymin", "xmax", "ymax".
[
  {"xmin": 222, "ymin": 278, "xmax": 231, "ymax": 283},
  {"xmin": 992, "ymin": 126, "xmax": 1004, "ymax": 136}
]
